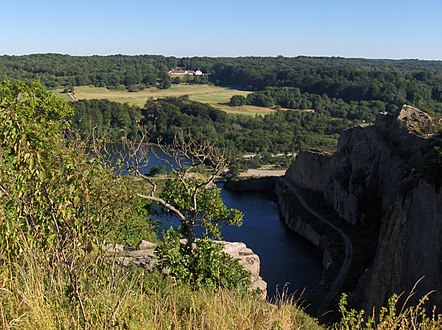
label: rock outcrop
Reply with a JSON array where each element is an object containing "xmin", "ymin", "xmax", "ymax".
[
  {"xmin": 285, "ymin": 105, "xmax": 441, "ymax": 309},
  {"xmin": 354, "ymin": 180, "xmax": 442, "ymax": 309},
  {"xmin": 287, "ymin": 106, "xmax": 438, "ymax": 226},
  {"xmin": 104, "ymin": 240, "xmax": 267, "ymax": 296},
  {"xmin": 217, "ymin": 241, "xmax": 267, "ymax": 295}
]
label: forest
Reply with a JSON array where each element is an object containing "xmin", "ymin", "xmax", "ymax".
[
  {"xmin": 71, "ymin": 96, "xmax": 350, "ymax": 154},
  {"xmin": 1, "ymin": 54, "xmax": 442, "ymax": 117},
  {"xmin": 2, "ymin": 54, "xmax": 442, "ymax": 155}
]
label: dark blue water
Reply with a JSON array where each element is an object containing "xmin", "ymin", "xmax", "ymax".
[
  {"xmin": 220, "ymin": 188, "xmax": 322, "ymax": 299},
  {"xmin": 105, "ymin": 144, "xmax": 190, "ymax": 175}
]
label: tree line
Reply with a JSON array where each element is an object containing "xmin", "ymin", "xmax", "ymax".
[
  {"xmin": 70, "ymin": 99, "xmax": 141, "ymax": 140},
  {"xmin": 70, "ymin": 97, "xmax": 351, "ymax": 154},
  {"xmin": 2, "ymin": 53, "xmax": 442, "ymax": 116},
  {"xmin": 233, "ymin": 87, "xmax": 389, "ymax": 121},
  {"xmin": 0, "ymin": 54, "xmax": 205, "ymax": 91}
]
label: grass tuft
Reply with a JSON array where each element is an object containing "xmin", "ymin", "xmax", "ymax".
[{"xmin": 0, "ymin": 248, "xmax": 322, "ymax": 330}]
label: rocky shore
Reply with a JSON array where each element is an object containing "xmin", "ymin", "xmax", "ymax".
[
  {"xmin": 225, "ymin": 105, "xmax": 442, "ymax": 312},
  {"xmin": 104, "ymin": 240, "xmax": 267, "ymax": 297}
]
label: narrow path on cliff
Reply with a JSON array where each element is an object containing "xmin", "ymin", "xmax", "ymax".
[{"xmin": 278, "ymin": 177, "xmax": 353, "ymax": 311}]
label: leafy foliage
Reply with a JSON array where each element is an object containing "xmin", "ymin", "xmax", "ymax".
[
  {"xmin": 246, "ymin": 87, "xmax": 389, "ymax": 121},
  {"xmin": 0, "ymin": 79, "xmax": 153, "ymax": 258},
  {"xmin": 156, "ymin": 229, "xmax": 251, "ymax": 290},
  {"xmin": 229, "ymin": 94, "xmax": 247, "ymax": 106},
  {"xmin": 337, "ymin": 291, "xmax": 442, "ymax": 329},
  {"xmin": 148, "ymin": 164, "xmax": 166, "ymax": 176},
  {"xmin": 71, "ymin": 99, "xmax": 142, "ymax": 140},
  {"xmin": 208, "ymin": 57, "xmax": 442, "ymax": 114},
  {"xmin": 142, "ymin": 96, "xmax": 350, "ymax": 153},
  {"xmin": 133, "ymin": 136, "xmax": 246, "ymax": 291},
  {"xmin": 160, "ymin": 174, "xmax": 243, "ymax": 241},
  {"xmin": 0, "ymin": 79, "xmax": 157, "ymax": 329},
  {"xmin": 0, "ymin": 54, "xmax": 177, "ymax": 90},
  {"xmin": 2, "ymin": 53, "xmax": 442, "ymax": 114}
]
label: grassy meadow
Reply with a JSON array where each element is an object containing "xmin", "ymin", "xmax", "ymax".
[{"xmin": 54, "ymin": 84, "xmax": 276, "ymax": 116}]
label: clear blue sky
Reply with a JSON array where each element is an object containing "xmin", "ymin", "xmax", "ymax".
[{"xmin": 1, "ymin": 0, "xmax": 441, "ymax": 60}]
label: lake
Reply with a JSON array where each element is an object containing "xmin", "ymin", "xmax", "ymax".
[
  {"xmin": 220, "ymin": 187, "xmax": 322, "ymax": 299},
  {"xmin": 113, "ymin": 145, "xmax": 323, "ymax": 299}
]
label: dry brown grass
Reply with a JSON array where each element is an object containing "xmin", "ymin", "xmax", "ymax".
[{"xmin": 0, "ymin": 250, "xmax": 322, "ymax": 330}]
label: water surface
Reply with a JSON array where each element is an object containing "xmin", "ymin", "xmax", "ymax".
[
  {"xmin": 221, "ymin": 188, "xmax": 323, "ymax": 299},
  {"xmin": 112, "ymin": 145, "xmax": 323, "ymax": 298}
]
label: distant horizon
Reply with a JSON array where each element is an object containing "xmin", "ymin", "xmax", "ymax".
[
  {"xmin": 2, "ymin": 52, "xmax": 441, "ymax": 62},
  {"xmin": 2, "ymin": 0, "xmax": 441, "ymax": 61}
]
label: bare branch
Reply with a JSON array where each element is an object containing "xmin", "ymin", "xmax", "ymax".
[{"xmin": 137, "ymin": 193, "xmax": 186, "ymax": 221}]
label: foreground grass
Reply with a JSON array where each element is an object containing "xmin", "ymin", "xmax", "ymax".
[
  {"xmin": 54, "ymin": 84, "xmax": 276, "ymax": 116},
  {"xmin": 2, "ymin": 250, "xmax": 442, "ymax": 329},
  {"xmin": 0, "ymin": 251, "xmax": 322, "ymax": 330}
]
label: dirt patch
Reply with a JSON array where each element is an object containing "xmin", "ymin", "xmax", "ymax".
[{"xmin": 239, "ymin": 169, "xmax": 286, "ymax": 177}]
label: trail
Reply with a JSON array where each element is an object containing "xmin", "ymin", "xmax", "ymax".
[{"xmin": 278, "ymin": 177, "xmax": 353, "ymax": 310}]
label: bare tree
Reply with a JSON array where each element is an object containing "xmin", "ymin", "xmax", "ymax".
[{"xmin": 123, "ymin": 131, "xmax": 241, "ymax": 250}]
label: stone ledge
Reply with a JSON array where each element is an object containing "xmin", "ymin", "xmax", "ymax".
[{"xmin": 103, "ymin": 240, "xmax": 267, "ymax": 297}]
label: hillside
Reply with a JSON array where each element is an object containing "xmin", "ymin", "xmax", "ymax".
[
  {"xmin": 2, "ymin": 54, "xmax": 442, "ymax": 119},
  {"xmin": 285, "ymin": 105, "xmax": 442, "ymax": 310},
  {"xmin": 0, "ymin": 79, "xmax": 325, "ymax": 329}
]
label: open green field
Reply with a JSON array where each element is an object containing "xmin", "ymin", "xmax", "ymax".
[{"xmin": 54, "ymin": 84, "xmax": 276, "ymax": 116}]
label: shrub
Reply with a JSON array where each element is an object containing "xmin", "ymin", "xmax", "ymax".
[
  {"xmin": 156, "ymin": 229, "xmax": 251, "ymax": 290},
  {"xmin": 0, "ymin": 79, "xmax": 154, "ymax": 257},
  {"xmin": 148, "ymin": 165, "xmax": 167, "ymax": 176},
  {"xmin": 229, "ymin": 95, "xmax": 247, "ymax": 106}
]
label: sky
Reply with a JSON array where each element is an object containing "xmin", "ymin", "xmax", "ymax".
[{"xmin": 1, "ymin": 0, "xmax": 441, "ymax": 60}]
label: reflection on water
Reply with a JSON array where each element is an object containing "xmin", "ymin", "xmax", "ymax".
[{"xmin": 105, "ymin": 144, "xmax": 190, "ymax": 175}]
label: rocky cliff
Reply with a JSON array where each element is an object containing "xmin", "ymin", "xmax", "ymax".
[
  {"xmin": 354, "ymin": 180, "xmax": 442, "ymax": 309},
  {"xmin": 285, "ymin": 105, "xmax": 442, "ymax": 309}
]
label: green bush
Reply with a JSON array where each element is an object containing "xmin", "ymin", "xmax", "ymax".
[
  {"xmin": 148, "ymin": 165, "xmax": 167, "ymax": 176},
  {"xmin": 156, "ymin": 229, "xmax": 251, "ymax": 290},
  {"xmin": 229, "ymin": 95, "xmax": 247, "ymax": 106},
  {"xmin": 0, "ymin": 79, "xmax": 154, "ymax": 258}
]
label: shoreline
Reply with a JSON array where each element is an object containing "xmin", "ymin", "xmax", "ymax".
[{"xmin": 224, "ymin": 176, "xmax": 350, "ymax": 316}]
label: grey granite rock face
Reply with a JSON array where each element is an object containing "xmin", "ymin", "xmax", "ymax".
[
  {"xmin": 284, "ymin": 105, "xmax": 442, "ymax": 308},
  {"xmin": 354, "ymin": 180, "xmax": 442, "ymax": 309},
  {"xmin": 287, "ymin": 106, "xmax": 438, "ymax": 225}
]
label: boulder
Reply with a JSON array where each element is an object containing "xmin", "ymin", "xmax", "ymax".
[
  {"xmin": 104, "ymin": 239, "xmax": 267, "ymax": 297},
  {"xmin": 137, "ymin": 240, "xmax": 157, "ymax": 250}
]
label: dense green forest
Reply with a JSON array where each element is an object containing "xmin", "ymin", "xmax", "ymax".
[
  {"xmin": 2, "ymin": 54, "xmax": 442, "ymax": 116},
  {"xmin": 0, "ymin": 54, "xmax": 178, "ymax": 90},
  {"xmin": 142, "ymin": 96, "xmax": 349, "ymax": 153},
  {"xmin": 244, "ymin": 87, "xmax": 389, "ymax": 121},
  {"xmin": 71, "ymin": 99, "xmax": 141, "ymax": 140},
  {"xmin": 71, "ymin": 97, "xmax": 350, "ymax": 154},
  {"xmin": 3, "ymin": 53, "xmax": 442, "ymax": 155}
]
